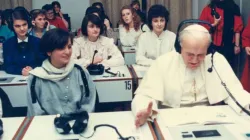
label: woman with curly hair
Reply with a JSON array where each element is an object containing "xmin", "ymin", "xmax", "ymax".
[{"xmin": 119, "ymin": 5, "xmax": 149, "ymax": 47}]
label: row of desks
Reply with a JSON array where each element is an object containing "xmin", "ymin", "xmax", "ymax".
[
  {"xmin": 2, "ymin": 105, "xmax": 250, "ymax": 140},
  {"xmin": 0, "ymin": 65, "xmax": 149, "ymax": 107}
]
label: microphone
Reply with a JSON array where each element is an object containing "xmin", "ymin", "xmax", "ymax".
[
  {"xmin": 208, "ymin": 52, "xmax": 250, "ymax": 116},
  {"xmin": 91, "ymin": 50, "xmax": 98, "ymax": 64}
]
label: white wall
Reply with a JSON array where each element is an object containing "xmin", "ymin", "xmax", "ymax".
[{"xmin": 32, "ymin": 0, "xmax": 90, "ymax": 30}]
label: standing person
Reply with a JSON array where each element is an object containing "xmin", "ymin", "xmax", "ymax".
[
  {"xmin": 3, "ymin": 9, "xmax": 45, "ymax": 76},
  {"xmin": 42, "ymin": 4, "xmax": 67, "ymax": 31},
  {"xmin": 30, "ymin": 9, "xmax": 56, "ymax": 38},
  {"xmin": 199, "ymin": 0, "xmax": 243, "ymax": 70},
  {"xmin": 136, "ymin": 5, "xmax": 176, "ymax": 66},
  {"xmin": 119, "ymin": 5, "xmax": 149, "ymax": 47},
  {"xmin": 241, "ymin": 17, "xmax": 250, "ymax": 92},
  {"xmin": 27, "ymin": 28, "xmax": 96, "ymax": 116}
]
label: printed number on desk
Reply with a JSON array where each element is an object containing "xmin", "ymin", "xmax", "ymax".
[{"xmin": 125, "ymin": 81, "xmax": 131, "ymax": 90}]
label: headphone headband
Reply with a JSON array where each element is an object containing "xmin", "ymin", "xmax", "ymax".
[{"xmin": 175, "ymin": 19, "xmax": 215, "ymax": 54}]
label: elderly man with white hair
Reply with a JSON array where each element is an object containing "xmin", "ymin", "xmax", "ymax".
[{"xmin": 131, "ymin": 24, "xmax": 250, "ymax": 128}]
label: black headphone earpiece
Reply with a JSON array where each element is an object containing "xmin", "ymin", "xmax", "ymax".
[
  {"xmin": 175, "ymin": 19, "xmax": 215, "ymax": 55},
  {"xmin": 54, "ymin": 111, "xmax": 89, "ymax": 134}
]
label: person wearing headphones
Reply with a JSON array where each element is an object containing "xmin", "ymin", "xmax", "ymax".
[
  {"xmin": 30, "ymin": 9, "xmax": 56, "ymax": 38},
  {"xmin": 27, "ymin": 29, "xmax": 96, "ymax": 116},
  {"xmin": 132, "ymin": 24, "xmax": 250, "ymax": 128},
  {"xmin": 3, "ymin": 8, "xmax": 46, "ymax": 76},
  {"xmin": 135, "ymin": 5, "xmax": 176, "ymax": 66}
]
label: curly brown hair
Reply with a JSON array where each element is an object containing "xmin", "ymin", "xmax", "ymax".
[{"xmin": 120, "ymin": 5, "xmax": 141, "ymax": 32}]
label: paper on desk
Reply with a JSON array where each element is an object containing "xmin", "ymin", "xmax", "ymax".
[{"xmin": 159, "ymin": 106, "xmax": 237, "ymax": 127}]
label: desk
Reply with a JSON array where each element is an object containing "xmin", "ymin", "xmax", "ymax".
[
  {"xmin": 130, "ymin": 64, "xmax": 149, "ymax": 85},
  {"xmin": 0, "ymin": 71, "xmax": 27, "ymax": 107},
  {"xmin": 154, "ymin": 106, "xmax": 250, "ymax": 140},
  {"xmin": 121, "ymin": 46, "xmax": 136, "ymax": 65},
  {"xmin": 21, "ymin": 111, "xmax": 156, "ymax": 140},
  {"xmin": 0, "ymin": 66, "xmax": 134, "ymax": 107},
  {"xmin": 0, "ymin": 117, "xmax": 26, "ymax": 140},
  {"xmin": 91, "ymin": 65, "xmax": 134, "ymax": 103}
]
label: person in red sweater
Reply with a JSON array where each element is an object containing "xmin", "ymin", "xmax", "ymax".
[
  {"xmin": 199, "ymin": 0, "xmax": 243, "ymax": 70},
  {"xmin": 42, "ymin": 4, "xmax": 67, "ymax": 31},
  {"xmin": 241, "ymin": 17, "xmax": 250, "ymax": 92}
]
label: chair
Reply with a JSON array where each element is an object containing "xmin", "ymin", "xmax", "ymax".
[{"xmin": 0, "ymin": 88, "xmax": 27, "ymax": 117}]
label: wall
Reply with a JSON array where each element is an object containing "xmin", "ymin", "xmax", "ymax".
[{"xmin": 32, "ymin": 0, "xmax": 90, "ymax": 30}]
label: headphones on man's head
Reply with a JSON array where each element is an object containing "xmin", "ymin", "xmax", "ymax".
[
  {"xmin": 54, "ymin": 111, "xmax": 89, "ymax": 134},
  {"xmin": 174, "ymin": 19, "xmax": 215, "ymax": 55}
]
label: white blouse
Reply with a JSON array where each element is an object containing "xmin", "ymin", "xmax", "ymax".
[
  {"xmin": 71, "ymin": 36, "xmax": 125, "ymax": 68},
  {"xmin": 136, "ymin": 30, "xmax": 176, "ymax": 66},
  {"xmin": 119, "ymin": 24, "xmax": 149, "ymax": 47}
]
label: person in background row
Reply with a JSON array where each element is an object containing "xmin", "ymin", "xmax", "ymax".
[
  {"xmin": 132, "ymin": 24, "xmax": 250, "ymax": 128},
  {"xmin": 199, "ymin": 0, "xmax": 243, "ymax": 70},
  {"xmin": 1, "ymin": 9, "xmax": 13, "ymax": 27},
  {"xmin": 92, "ymin": 2, "xmax": 112, "ymax": 28},
  {"xmin": 241, "ymin": 17, "xmax": 250, "ymax": 93},
  {"xmin": 77, "ymin": 7, "xmax": 117, "ymax": 43},
  {"xmin": 136, "ymin": 4, "xmax": 176, "ymax": 66},
  {"xmin": 3, "ymin": 9, "xmax": 45, "ymax": 76},
  {"xmin": 119, "ymin": 5, "xmax": 149, "ymax": 47},
  {"xmin": 72, "ymin": 14, "xmax": 124, "ymax": 68},
  {"xmin": 131, "ymin": 0, "xmax": 146, "ymax": 23},
  {"xmin": 0, "ymin": 10, "xmax": 14, "ymax": 68},
  {"xmin": 27, "ymin": 28, "xmax": 96, "ymax": 116},
  {"xmin": 0, "ymin": 10, "xmax": 14, "ymax": 40},
  {"xmin": 51, "ymin": 1, "xmax": 69, "ymax": 30},
  {"xmin": 30, "ymin": 9, "xmax": 56, "ymax": 38},
  {"xmin": 42, "ymin": 4, "xmax": 67, "ymax": 31}
]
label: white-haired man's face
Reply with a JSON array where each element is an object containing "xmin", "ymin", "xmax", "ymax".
[{"xmin": 181, "ymin": 36, "xmax": 210, "ymax": 70}]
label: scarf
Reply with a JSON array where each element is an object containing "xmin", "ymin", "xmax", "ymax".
[{"xmin": 29, "ymin": 59, "xmax": 74, "ymax": 81}]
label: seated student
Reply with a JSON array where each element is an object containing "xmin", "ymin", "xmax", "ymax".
[
  {"xmin": 0, "ymin": 10, "xmax": 14, "ymax": 40},
  {"xmin": 51, "ymin": 1, "xmax": 69, "ymax": 29},
  {"xmin": 42, "ymin": 4, "xmax": 67, "ymax": 31},
  {"xmin": 119, "ymin": 5, "xmax": 149, "ymax": 47},
  {"xmin": 136, "ymin": 5, "xmax": 176, "ymax": 66},
  {"xmin": 77, "ymin": 7, "xmax": 117, "ymax": 43},
  {"xmin": 92, "ymin": 2, "xmax": 112, "ymax": 28},
  {"xmin": 72, "ymin": 14, "xmax": 124, "ymax": 68},
  {"xmin": 3, "ymin": 9, "xmax": 45, "ymax": 76},
  {"xmin": 30, "ymin": 9, "xmax": 56, "ymax": 38},
  {"xmin": 27, "ymin": 28, "xmax": 96, "ymax": 116},
  {"xmin": 1, "ymin": 10, "xmax": 14, "ymax": 69},
  {"xmin": 132, "ymin": 24, "xmax": 250, "ymax": 128}
]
